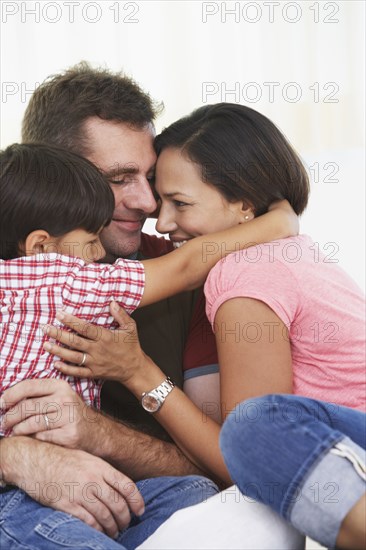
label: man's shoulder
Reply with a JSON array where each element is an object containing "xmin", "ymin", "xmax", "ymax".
[{"xmin": 139, "ymin": 233, "xmax": 174, "ymax": 259}]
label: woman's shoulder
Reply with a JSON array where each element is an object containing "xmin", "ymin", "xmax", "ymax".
[{"xmin": 208, "ymin": 235, "xmax": 313, "ymax": 281}]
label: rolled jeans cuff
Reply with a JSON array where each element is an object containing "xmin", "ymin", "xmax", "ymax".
[{"xmin": 289, "ymin": 436, "xmax": 366, "ymax": 549}]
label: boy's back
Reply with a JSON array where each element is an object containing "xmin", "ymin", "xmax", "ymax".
[{"xmin": 0, "ymin": 253, "xmax": 145, "ymax": 427}]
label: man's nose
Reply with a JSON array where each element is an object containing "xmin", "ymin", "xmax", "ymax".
[
  {"xmin": 124, "ymin": 178, "xmax": 157, "ymax": 214},
  {"xmin": 156, "ymin": 204, "xmax": 177, "ymax": 234}
]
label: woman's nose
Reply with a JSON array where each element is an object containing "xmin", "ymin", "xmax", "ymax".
[{"xmin": 156, "ymin": 204, "xmax": 177, "ymax": 234}]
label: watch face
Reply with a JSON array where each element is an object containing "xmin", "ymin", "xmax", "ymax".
[{"xmin": 142, "ymin": 393, "xmax": 160, "ymax": 413}]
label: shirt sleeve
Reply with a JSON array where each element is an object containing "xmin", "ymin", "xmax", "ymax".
[
  {"xmin": 204, "ymin": 249, "xmax": 301, "ymax": 328},
  {"xmin": 140, "ymin": 233, "xmax": 174, "ymax": 258},
  {"xmin": 61, "ymin": 258, "xmax": 145, "ymax": 317}
]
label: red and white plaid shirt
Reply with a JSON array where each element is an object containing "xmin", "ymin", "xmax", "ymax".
[{"xmin": 0, "ymin": 253, "xmax": 145, "ymax": 423}]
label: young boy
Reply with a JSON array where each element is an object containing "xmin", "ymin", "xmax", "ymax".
[{"xmin": 0, "ymin": 143, "xmax": 296, "ymax": 431}]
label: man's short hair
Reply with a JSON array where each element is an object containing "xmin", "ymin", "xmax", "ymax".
[{"xmin": 22, "ymin": 61, "xmax": 163, "ymax": 156}]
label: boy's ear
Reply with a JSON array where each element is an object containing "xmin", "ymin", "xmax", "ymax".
[{"xmin": 22, "ymin": 230, "xmax": 52, "ymax": 256}]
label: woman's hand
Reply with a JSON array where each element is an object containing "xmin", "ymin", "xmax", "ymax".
[{"xmin": 42, "ymin": 302, "xmax": 149, "ymax": 385}]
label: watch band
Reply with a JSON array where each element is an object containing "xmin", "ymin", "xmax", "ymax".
[
  {"xmin": 151, "ymin": 377, "xmax": 175, "ymax": 400},
  {"xmin": 141, "ymin": 377, "xmax": 175, "ymax": 413}
]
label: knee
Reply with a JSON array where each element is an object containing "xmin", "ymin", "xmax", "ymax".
[{"xmin": 220, "ymin": 394, "xmax": 297, "ymax": 462}]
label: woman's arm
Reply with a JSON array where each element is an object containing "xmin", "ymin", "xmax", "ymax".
[
  {"xmin": 121, "ymin": 298, "xmax": 292, "ymax": 481},
  {"xmin": 139, "ymin": 200, "xmax": 298, "ymax": 306},
  {"xmin": 39, "ymin": 301, "xmax": 293, "ymax": 483},
  {"xmin": 214, "ymin": 297, "xmax": 293, "ymax": 418}
]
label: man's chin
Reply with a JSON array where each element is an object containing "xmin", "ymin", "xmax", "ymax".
[{"xmin": 100, "ymin": 231, "xmax": 141, "ymax": 260}]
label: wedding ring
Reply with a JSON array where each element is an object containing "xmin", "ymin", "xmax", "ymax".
[
  {"xmin": 43, "ymin": 414, "xmax": 50, "ymax": 430},
  {"xmin": 78, "ymin": 352, "xmax": 87, "ymax": 367}
]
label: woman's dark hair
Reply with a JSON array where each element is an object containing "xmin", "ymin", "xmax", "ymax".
[
  {"xmin": 0, "ymin": 143, "xmax": 114, "ymax": 259},
  {"xmin": 155, "ymin": 103, "xmax": 309, "ymax": 215}
]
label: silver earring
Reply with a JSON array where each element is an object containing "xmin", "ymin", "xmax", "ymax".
[{"xmin": 244, "ymin": 215, "xmax": 250, "ymax": 220}]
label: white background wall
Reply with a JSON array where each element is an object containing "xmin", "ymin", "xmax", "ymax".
[{"xmin": 1, "ymin": 0, "xmax": 365, "ymax": 289}]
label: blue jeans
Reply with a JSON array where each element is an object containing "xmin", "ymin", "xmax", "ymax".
[
  {"xmin": 220, "ymin": 394, "xmax": 366, "ymax": 548},
  {"xmin": 0, "ymin": 476, "xmax": 218, "ymax": 549}
]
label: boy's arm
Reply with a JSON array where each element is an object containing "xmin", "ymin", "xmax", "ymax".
[{"xmin": 140, "ymin": 200, "xmax": 298, "ymax": 307}]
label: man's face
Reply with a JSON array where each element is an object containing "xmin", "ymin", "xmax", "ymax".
[{"xmin": 83, "ymin": 118, "xmax": 157, "ymax": 260}]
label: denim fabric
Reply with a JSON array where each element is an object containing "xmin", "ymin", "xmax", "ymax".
[
  {"xmin": 219, "ymin": 394, "xmax": 366, "ymax": 547},
  {"xmin": 0, "ymin": 476, "xmax": 218, "ymax": 549},
  {"xmin": 290, "ymin": 436, "xmax": 365, "ymax": 548}
]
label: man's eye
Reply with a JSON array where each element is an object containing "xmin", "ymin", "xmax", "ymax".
[{"xmin": 109, "ymin": 178, "xmax": 126, "ymax": 185}]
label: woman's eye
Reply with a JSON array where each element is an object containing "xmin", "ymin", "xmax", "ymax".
[{"xmin": 173, "ymin": 200, "xmax": 189, "ymax": 208}]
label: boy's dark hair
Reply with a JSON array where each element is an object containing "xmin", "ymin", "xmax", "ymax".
[
  {"xmin": 0, "ymin": 143, "xmax": 115, "ymax": 260},
  {"xmin": 155, "ymin": 103, "xmax": 309, "ymax": 216},
  {"xmin": 22, "ymin": 61, "xmax": 163, "ymax": 156}
]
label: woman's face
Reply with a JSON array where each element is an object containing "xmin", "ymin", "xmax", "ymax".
[{"xmin": 155, "ymin": 148, "xmax": 246, "ymax": 247}]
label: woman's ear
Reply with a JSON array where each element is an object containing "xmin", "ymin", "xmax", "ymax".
[
  {"xmin": 239, "ymin": 202, "xmax": 255, "ymax": 222},
  {"xmin": 22, "ymin": 230, "xmax": 52, "ymax": 256}
]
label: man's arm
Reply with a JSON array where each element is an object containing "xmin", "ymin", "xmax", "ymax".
[
  {"xmin": 1, "ymin": 379, "xmax": 204, "ymax": 480},
  {"xmin": 91, "ymin": 410, "xmax": 205, "ymax": 479},
  {"xmin": 0, "ymin": 435, "xmax": 145, "ymax": 538}
]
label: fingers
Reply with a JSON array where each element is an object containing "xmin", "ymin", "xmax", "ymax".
[
  {"xmin": 78, "ymin": 481, "xmax": 138, "ymax": 538},
  {"xmin": 3, "ymin": 395, "xmax": 60, "ymax": 432},
  {"xmin": 43, "ymin": 324, "xmax": 91, "ymax": 351},
  {"xmin": 0, "ymin": 378, "xmax": 69, "ymax": 410},
  {"xmin": 43, "ymin": 340, "xmax": 91, "ymax": 370},
  {"xmin": 53, "ymin": 361, "xmax": 93, "ymax": 378},
  {"xmin": 109, "ymin": 302, "xmax": 138, "ymax": 343},
  {"xmin": 76, "ymin": 473, "xmax": 140, "ymax": 538},
  {"xmin": 97, "ymin": 490, "xmax": 131, "ymax": 536},
  {"xmin": 68, "ymin": 506, "xmax": 105, "ymax": 534},
  {"xmin": 110, "ymin": 301, "xmax": 134, "ymax": 329},
  {"xmin": 55, "ymin": 310, "xmax": 101, "ymax": 340},
  {"xmin": 106, "ymin": 470, "xmax": 145, "ymax": 518},
  {"xmin": 70, "ymin": 496, "xmax": 120, "ymax": 538}
]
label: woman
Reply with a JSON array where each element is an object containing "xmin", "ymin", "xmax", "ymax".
[{"xmin": 16, "ymin": 103, "xmax": 365, "ymax": 548}]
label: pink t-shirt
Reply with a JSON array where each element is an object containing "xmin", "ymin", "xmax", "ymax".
[{"xmin": 204, "ymin": 235, "xmax": 365, "ymax": 411}]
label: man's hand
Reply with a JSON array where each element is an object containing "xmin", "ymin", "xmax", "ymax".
[
  {"xmin": 1, "ymin": 379, "xmax": 100, "ymax": 452},
  {"xmin": 1, "ymin": 377, "xmax": 204, "ymax": 480},
  {"xmin": 0, "ymin": 436, "xmax": 144, "ymax": 538},
  {"xmin": 41, "ymin": 302, "xmax": 147, "ymax": 384}
]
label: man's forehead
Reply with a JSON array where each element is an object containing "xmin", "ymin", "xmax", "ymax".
[
  {"xmin": 83, "ymin": 117, "xmax": 156, "ymax": 172},
  {"xmin": 83, "ymin": 116, "xmax": 155, "ymax": 142}
]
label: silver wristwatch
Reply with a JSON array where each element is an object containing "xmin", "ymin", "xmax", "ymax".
[{"xmin": 141, "ymin": 377, "xmax": 175, "ymax": 413}]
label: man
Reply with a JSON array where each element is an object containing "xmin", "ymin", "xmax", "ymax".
[
  {"xmin": 22, "ymin": 64, "xmax": 197, "ymax": 438},
  {"xmin": 0, "ymin": 63, "xmax": 217, "ymax": 548}
]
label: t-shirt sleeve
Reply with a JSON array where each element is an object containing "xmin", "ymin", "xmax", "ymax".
[
  {"xmin": 204, "ymin": 250, "xmax": 301, "ymax": 328},
  {"xmin": 140, "ymin": 232, "xmax": 174, "ymax": 258},
  {"xmin": 62, "ymin": 258, "xmax": 145, "ymax": 316}
]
